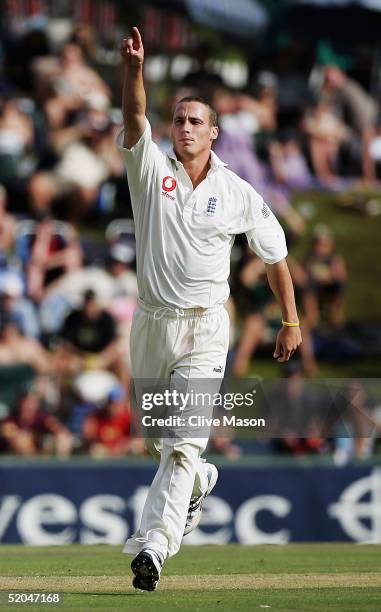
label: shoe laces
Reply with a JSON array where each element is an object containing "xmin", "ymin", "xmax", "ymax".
[{"xmin": 188, "ymin": 495, "xmax": 203, "ymax": 514}]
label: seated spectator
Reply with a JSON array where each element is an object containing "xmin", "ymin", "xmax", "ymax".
[
  {"xmin": 238, "ymin": 70, "xmax": 278, "ymax": 135},
  {"xmin": 82, "ymin": 385, "xmax": 144, "ymax": 456},
  {"xmin": 55, "ymin": 289, "xmax": 128, "ymax": 385},
  {"xmin": 28, "ymin": 108, "xmax": 124, "ymax": 220},
  {"xmin": 106, "ymin": 242, "xmax": 138, "ymax": 371},
  {"xmin": 26, "ymin": 217, "xmax": 83, "ymax": 302},
  {"xmin": 231, "ymin": 250, "xmax": 273, "ymax": 377},
  {"xmin": 40, "ymin": 240, "xmax": 138, "ymax": 340},
  {"xmin": 367, "ymin": 117, "xmax": 381, "ymax": 183},
  {"xmin": 269, "ymin": 132, "xmax": 314, "ymax": 192},
  {"xmin": 107, "ymin": 242, "xmax": 138, "ymax": 299},
  {"xmin": 0, "ymin": 271, "xmax": 40, "ymax": 338},
  {"xmin": 322, "ymin": 65, "xmax": 378, "ymax": 183},
  {"xmin": 303, "ymin": 225, "xmax": 347, "ymax": 329},
  {"xmin": 54, "ymin": 43, "xmax": 111, "ymax": 111},
  {"xmin": 1, "ymin": 389, "xmax": 72, "ymax": 456},
  {"xmin": 302, "ymin": 98, "xmax": 351, "ymax": 185},
  {"xmin": 0, "ymin": 97, "xmax": 34, "ymax": 186},
  {"xmin": 67, "ymin": 370, "xmax": 123, "ymax": 445},
  {"xmin": 0, "ymin": 184, "xmax": 16, "ymax": 252},
  {"xmin": 33, "ymin": 42, "xmax": 111, "ymax": 113},
  {"xmin": 0, "ymin": 315, "xmax": 51, "ymax": 373}
]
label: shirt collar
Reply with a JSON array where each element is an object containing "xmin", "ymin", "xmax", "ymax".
[
  {"xmin": 210, "ymin": 150, "xmax": 228, "ymax": 169},
  {"xmin": 167, "ymin": 148, "xmax": 228, "ymax": 170}
]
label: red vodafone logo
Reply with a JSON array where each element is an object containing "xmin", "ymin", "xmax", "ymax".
[{"xmin": 162, "ymin": 176, "xmax": 177, "ymax": 192}]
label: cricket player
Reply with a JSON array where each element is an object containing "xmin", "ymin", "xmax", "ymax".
[{"xmin": 119, "ymin": 27, "xmax": 302, "ymax": 591}]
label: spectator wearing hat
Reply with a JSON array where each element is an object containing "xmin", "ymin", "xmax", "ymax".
[{"xmin": 108, "ymin": 242, "xmax": 138, "ymax": 299}]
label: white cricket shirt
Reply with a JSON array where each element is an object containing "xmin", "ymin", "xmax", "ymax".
[{"xmin": 117, "ymin": 119, "xmax": 287, "ymax": 309}]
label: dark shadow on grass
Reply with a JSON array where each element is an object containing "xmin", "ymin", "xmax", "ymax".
[{"xmin": 68, "ymin": 592, "xmax": 151, "ymax": 597}]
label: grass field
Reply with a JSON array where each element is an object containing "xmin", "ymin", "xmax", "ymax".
[{"xmin": 1, "ymin": 544, "xmax": 380, "ymax": 611}]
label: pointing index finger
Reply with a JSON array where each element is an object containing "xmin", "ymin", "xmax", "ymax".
[{"xmin": 132, "ymin": 26, "xmax": 142, "ymax": 47}]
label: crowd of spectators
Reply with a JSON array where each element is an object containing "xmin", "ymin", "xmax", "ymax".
[{"xmin": 0, "ymin": 9, "xmax": 380, "ymax": 461}]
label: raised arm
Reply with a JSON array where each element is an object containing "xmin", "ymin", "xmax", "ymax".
[
  {"xmin": 120, "ymin": 27, "xmax": 146, "ymax": 148},
  {"xmin": 265, "ymin": 259, "xmax": 302, "ymax": 362}
]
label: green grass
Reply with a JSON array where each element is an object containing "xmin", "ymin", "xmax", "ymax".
[{"xmin": 1, "ymin": 544, "xmax": 380, "ymax": 611}]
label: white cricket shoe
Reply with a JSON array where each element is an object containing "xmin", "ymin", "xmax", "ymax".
[
  {"xmin": 131, "ymin": 549, "xmax": 163, "ymax": 591},
  {"xmin": 183, "ymin": 463, "xmax": 218, "ymax": 536}
]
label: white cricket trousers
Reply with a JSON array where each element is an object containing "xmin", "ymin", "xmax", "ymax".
[{"xmin": 123, "ymin": 298, "xmax": 230, "ymax": 560}]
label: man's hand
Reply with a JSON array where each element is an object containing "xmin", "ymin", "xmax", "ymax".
[
  {"xmin": 120, "ymin": 27, "xmax": 146, "ymax": 147},
  {"xmin": 273, "ymin": 326, "xmax": 302, "ymax": 363},
  {"xmin": 120, "ymin": 27, "xmax": 144, "ymax": 67}
]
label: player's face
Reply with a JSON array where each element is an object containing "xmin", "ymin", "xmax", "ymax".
[{"xmin": 171, "ymin": 102, "xmax": 218, "ymax": 160}]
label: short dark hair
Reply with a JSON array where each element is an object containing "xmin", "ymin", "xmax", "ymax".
[
  {"xmin": 83, "ymin": 288, "xmax": 96, "ymax": 303},
  {"xmin": 175, "ymin": 96, "xmax": 218, "ymax": 127}
]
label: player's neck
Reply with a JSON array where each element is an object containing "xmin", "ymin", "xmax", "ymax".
[{"xmin": 180, "ymin": 153, "xmax": 211, "ymax": 189}]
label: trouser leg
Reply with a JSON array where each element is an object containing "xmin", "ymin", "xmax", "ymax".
[
  {"xmin": 138, "ymin": 437, "xmax": 208, "ymax": 559},
  {"xmin": 125, "ymin": 306, "xmax": 229, "ymax": 559},
  {"xmin": 124, "ymin": 435, "xmax": 208, "ymax": 559}
]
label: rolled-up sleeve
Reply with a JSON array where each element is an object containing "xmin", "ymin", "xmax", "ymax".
[
  {"xmin": 243, "ymin": 189, "xmax": 288, "ymax": 264},
  {"xmin": 116, "ymin": 118, "xmax": 162, "ymax": 200}
]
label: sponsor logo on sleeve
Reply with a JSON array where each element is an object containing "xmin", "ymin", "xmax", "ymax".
[{"xmin": 261, "ymin": 203, "xmax": 270, "ymax": 218}]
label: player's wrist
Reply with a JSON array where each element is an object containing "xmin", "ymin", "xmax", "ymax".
[
  {"xmin": 281, "ymin": 319, "xmax": 300, "ymax": 327},
  {"xmin": 125, "ymin": 61, "xmax": 144, "ymax": 71}
]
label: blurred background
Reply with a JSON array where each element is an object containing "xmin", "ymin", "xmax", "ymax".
[{"xmin": 0, "ymin": 0, "xmax": 381, "ymax": 545}]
